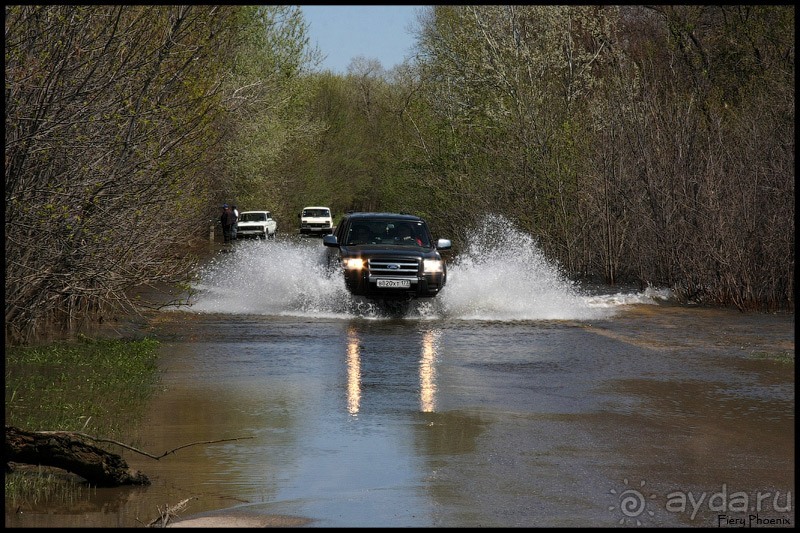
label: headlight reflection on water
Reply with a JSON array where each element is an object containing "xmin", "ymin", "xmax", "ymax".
[
  {"xmin": 346, "ymin": 326, "xmax": 361, "ymax": 416},
  {"xmin": 419, "ymin": 329, "xmax": 440, "ymax": 413},
  {"xmin": 345, "ymin": 325, "xmax": 441, "ymax": 416}
]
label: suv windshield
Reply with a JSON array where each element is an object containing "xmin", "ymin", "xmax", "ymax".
[{"xmin": 345, "ymin": 219, "xmax": 430, "ymax": 247}]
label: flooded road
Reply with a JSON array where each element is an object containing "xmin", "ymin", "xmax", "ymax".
[{"xmin": 6, "ymin": 226, "xmax": 794, "ymax": 527}]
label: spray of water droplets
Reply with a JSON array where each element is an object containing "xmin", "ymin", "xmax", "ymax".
[{"xmin": 179, "ymin": 215, "xmax": 670, "ymax": 320}]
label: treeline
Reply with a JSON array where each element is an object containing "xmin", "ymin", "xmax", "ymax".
[
  {"xmin": 4, "ymin": 5, "xmax": 316, "ymax": 344},
  {"xmin": 5, "ymin": 6, "xmax": 794, "ymax": 344}
]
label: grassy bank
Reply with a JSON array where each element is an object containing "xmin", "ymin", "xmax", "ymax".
[{"xmin": 5, "ymin": 335, "xmax": 161, "ymax": 505}]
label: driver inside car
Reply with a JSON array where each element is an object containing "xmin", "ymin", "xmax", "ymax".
[
  {"xmin": 396, "ymin": 224, "xmax": 422, "ymax": 245},
  {"xmin": 348, "ymin": 225, "xmax": 372, "ymax": 245}
]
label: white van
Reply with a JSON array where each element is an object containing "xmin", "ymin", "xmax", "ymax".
[{"xmin": 299, "ymin": 206, "xmax": 333, "ymax": 236}]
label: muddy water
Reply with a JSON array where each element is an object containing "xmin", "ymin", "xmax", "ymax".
[{"xmin": 5, "ymin": 226, "xmax": 795, "ymax": 528}]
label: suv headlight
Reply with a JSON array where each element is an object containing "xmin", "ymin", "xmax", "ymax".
[
  {"xmin": 344, "ymin": 258, "xmax": 365, "ymax": 270},
  {"xmin": 423, "ymin": 259, "xmax": 443, "ymax": 273}
]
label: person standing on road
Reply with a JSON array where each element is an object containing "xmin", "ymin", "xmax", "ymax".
[
  {"xmin": 221, "ymin": 204, "xmax": 236, "ymax": 243},
  {"xmin": 231, "ymin": 205, "xmax": 239, "ymax": 240}
]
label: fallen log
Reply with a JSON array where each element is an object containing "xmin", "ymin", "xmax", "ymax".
[{"xmin": 5, "ymin": 425, "xmax": 149, "ymax": 487}]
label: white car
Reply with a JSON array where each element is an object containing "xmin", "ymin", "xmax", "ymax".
[
  {"xmin": 299, "ymin": 206, "xmax": 333, "ymax": 236},
  {"xmin": 236, "ymin": 211, "xmax": 277, "ymax": 240}
]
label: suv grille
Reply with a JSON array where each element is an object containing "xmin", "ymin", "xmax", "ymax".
[{"xmin": 368, "ymin": 258, "xmax": 420, "ymax": 277}]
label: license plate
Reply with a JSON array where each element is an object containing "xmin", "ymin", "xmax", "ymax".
[{"xmin": 376, "ymin": 279, "xmax": 411, "ymax": 288}]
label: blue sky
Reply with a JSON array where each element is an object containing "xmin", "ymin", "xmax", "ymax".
[{"xmin": 300, "ymin": 5, "xmax": 424, "ymax": 73}]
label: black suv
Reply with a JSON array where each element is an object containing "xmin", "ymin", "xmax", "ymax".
[{"xmin": 323, "ymin": 212, "xmax": 451, "ymax": 300}]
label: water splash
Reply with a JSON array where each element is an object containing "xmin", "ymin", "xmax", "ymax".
[
  {"xmin": 440, "ymin": 214, "xmax": 610, "ymax": 321},
  {"xmin": 181, "ymin": 215, "xmax": 669, "ymax": 321},
  {"xmin": 186, "ymin": 238, "xmax": 350, "ymax": 317}
]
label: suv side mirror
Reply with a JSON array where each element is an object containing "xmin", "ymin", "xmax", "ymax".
[
  {"xmin": 436, "ymin": 238, "xmax": 452, "ymax": 250},
  {"xmin": 322, "ymin": 234, "xmax": 338, "ymax": 247}
]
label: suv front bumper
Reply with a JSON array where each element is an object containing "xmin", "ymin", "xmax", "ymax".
[{"xmin": 344, "ymin": 270, "xmax": 446, "ymax": 299}]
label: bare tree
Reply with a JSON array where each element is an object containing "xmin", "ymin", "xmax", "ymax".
[{"xmin": 5, "ymin": 6, "xmax": 241, "ymax": 344}]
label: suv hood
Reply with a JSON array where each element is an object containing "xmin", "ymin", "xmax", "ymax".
[{"xmin": 340, "ymin": 245, "xmax": 440, "ymax": 259}]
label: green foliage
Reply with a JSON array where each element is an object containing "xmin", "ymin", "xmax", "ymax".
[
  {"xmin": 402, "ymin": 5, "xmax": 793, "ymax": 308},
  {"xmin": 5, "ymin": 466, "xmax": 90, "ymax": 509},
  {"xmin": 4, "ymin": 336, "xmax": 161, "ymax": 506},
  {"xmin": 4, "ymin": 3, "xmax": 794, "ymax": 341},
  {"xmin": 214, "ymin": 5, "xmax": 325, "ymax": 223},
  {"xmin": 5, "ymin": 6, "xmax": 245, "ymax": 344},
  {"xmin": 749, "ymin": 351, "xmax": 794, "ymax": 365},
  {"xmin": 4, "ymin": 337, "xmax": 161, "ymax": 437}
]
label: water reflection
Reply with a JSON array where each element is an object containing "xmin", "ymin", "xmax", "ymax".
[
  {"xmin": 6, "ymin": 304, "xmax": 793, "ymax": 528},
  {"xmin": 419, "ymin": 329, "xmax": 440, "ymax": 413},
  {"xmin": 346, "ymin": 326, "xmax": 361, "ymax": 415},
  {"xmin": 345, "ymin": 323, "xmax": 441, "ymax": 415}
]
